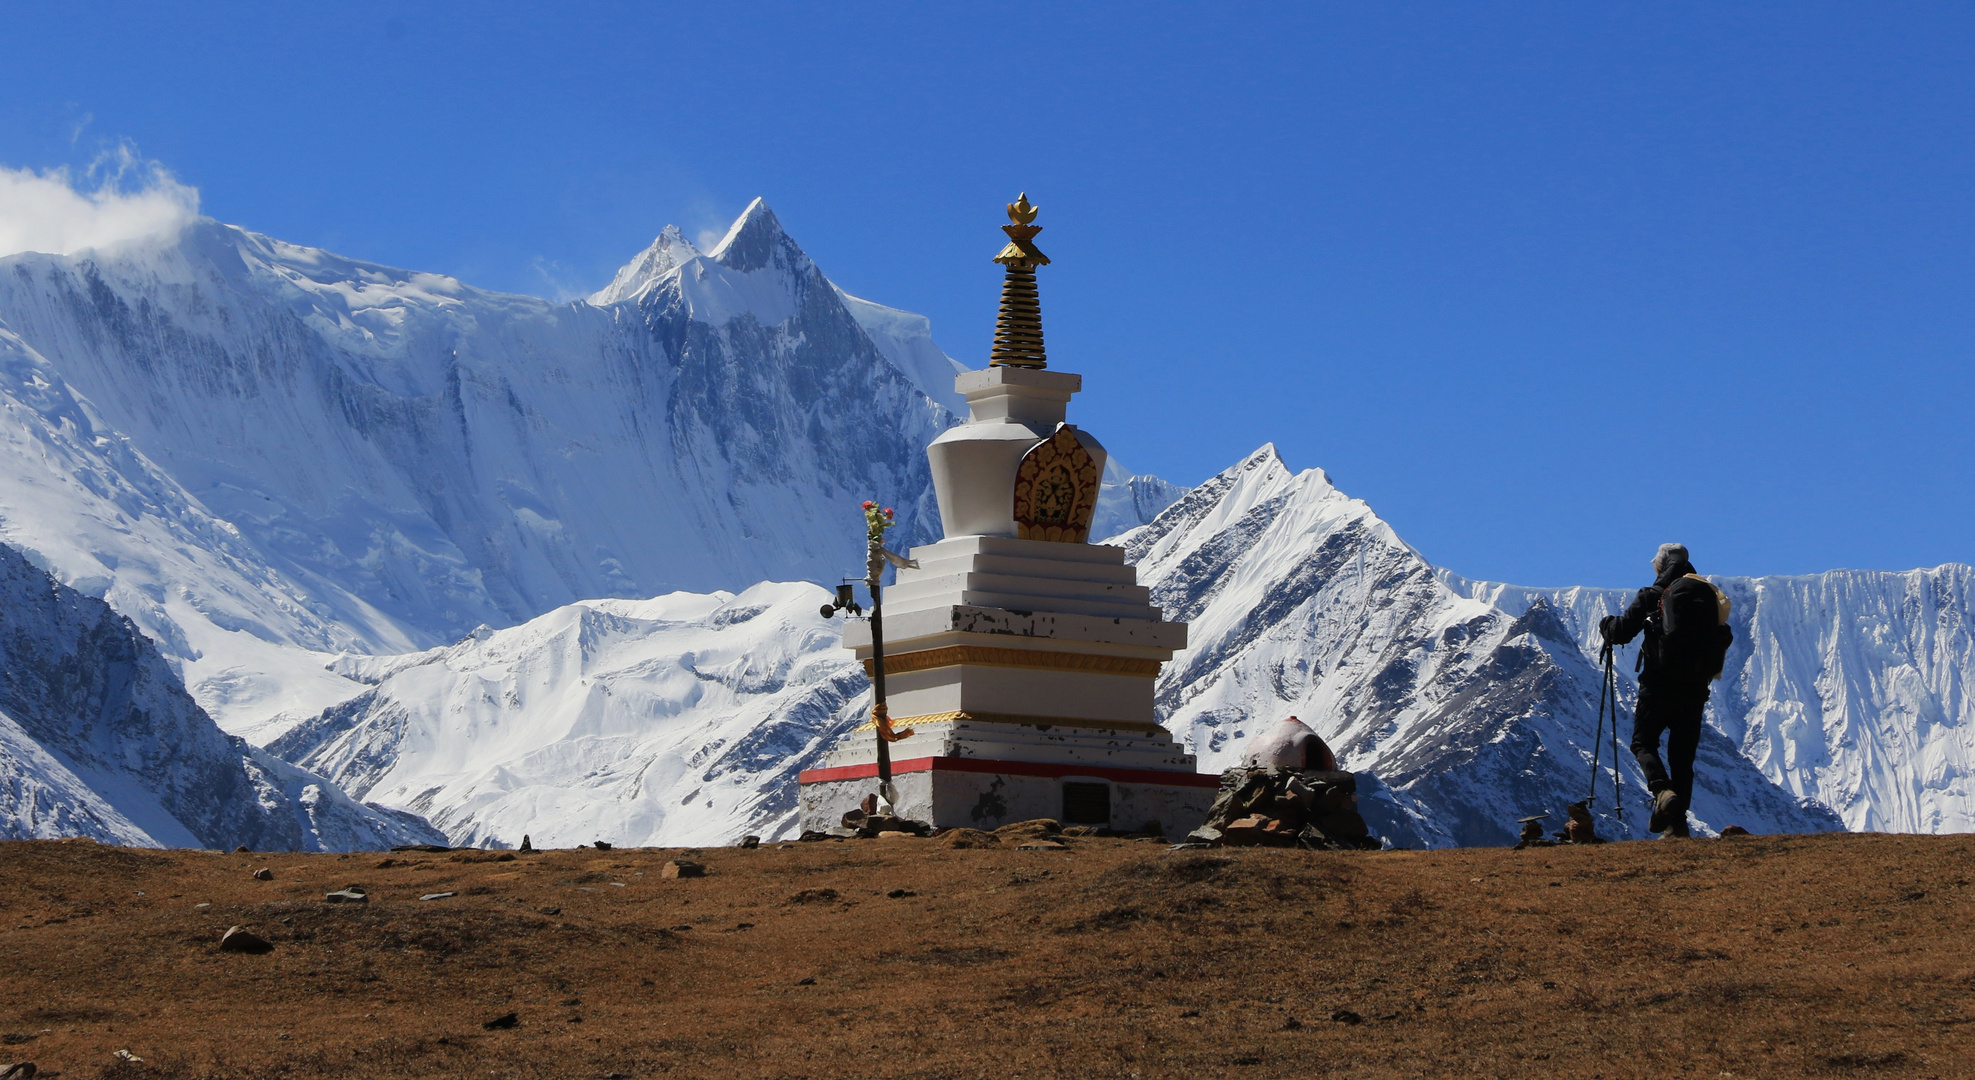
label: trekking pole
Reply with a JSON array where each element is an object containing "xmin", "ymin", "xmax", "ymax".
[
  {"xmin": 1590, "ymin": 640, "xmax": 1626, "ymax": 823},
  {"xmin": 1590, "ymin": 642, "xmax": 1609, "ymax": 808},
  {"xmin": 1605, "ymin": 642, "xmax": 1624, "ymax": 822}
]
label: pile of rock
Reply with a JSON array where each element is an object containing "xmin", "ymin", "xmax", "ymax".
[
  {"xmin": 1181, "ymin": 716, "xmax": 1377, "ymax": 850},
  {"xmin": 836, "ymin": 807, "xmax": 934, "ymax": 838},
  {"xmin": 1186, "ymin": 767, "xmax": 1377, "ymax": 850},
  {"xmin": 794, "ymin": 794, "xmax": 935, "ymax": 840},
  {"xmin": 1515, "ymin": 800, "xmax": 1605, "ymax": 848}
]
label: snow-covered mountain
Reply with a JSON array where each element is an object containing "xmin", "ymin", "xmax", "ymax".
[
  {"xmin": 0, "ymin": 539, "xmax": 440, "ymax": 849},
  {"xmin": 0, "ymin": 199, "xmax": 1177, "ymax": 742},
  {"xmin": 1119, "ymin": 446, "xmax": 1844, "ymax": 845},
  {"xmin": 244, "ymin": 442, "xmax": 1967, "ymax": 851},
  {"xmin": 0, "ymin": 200, "xmax": 950, "ymax": 646},
  {"xmin": 1, "ymin": 191, "xmax": 1962, "ymax": 851},
  {"xmin": 1444, "ymin": 565, "xmax": 1975, "ymax": 835},
  {"xmin": 266, "ymin": 582, "xmax": 865, "ymax": 848},
  {"xmin": 0, "ymin": 320, "xmax": 415, "ymax": 737}
]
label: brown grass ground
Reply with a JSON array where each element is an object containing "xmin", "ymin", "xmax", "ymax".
[{"xmin": 1, "ymin": 831, "xmax": 1971, "ymax": 1079}]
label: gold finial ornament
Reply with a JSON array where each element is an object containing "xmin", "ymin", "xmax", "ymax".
[{"xmin": 989, "ymin": 192, "xmax": 1050, "ymax": 368}]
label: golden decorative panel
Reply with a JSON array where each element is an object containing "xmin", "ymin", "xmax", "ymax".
[{"xmin": 1013, "ymin": 427, "xmax": 1099, "ymax": 543}]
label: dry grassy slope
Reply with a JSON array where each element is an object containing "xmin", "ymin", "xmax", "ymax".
[{"xmin": 1, "ymin": 833, "xmax": 1971, "ymax": 1080}]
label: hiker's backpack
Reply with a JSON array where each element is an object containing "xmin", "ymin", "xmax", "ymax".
[{"xmin": 1658, "ymin": 574, "xmax": 1734, "ymax": 682}]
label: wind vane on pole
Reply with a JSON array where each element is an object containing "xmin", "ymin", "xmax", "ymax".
[{"xmin": 819, "ymin": 500, "xmax": 919, "ymax": 812}]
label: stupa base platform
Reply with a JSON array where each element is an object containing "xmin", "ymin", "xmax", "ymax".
[
  {"xmin": 798, "ymin": 758, "xmax": 1217, "ymax": 836},
  {"xmin": 799, "ymin": 711, "xmax": 1215, "ymax": 835}
]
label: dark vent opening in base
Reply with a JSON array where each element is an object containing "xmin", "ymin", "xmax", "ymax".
[{"xmin": 1062, "ymin": 782, "xmax": 1111, "ymax": 826}]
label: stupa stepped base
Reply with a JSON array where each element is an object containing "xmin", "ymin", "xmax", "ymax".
[
  {"xmin": 816, "ymin": 713, "xmax": 1199, "ymax": 772},
  {"xmin": 797, "ymin": 712, "xmax": 1218, "ymax": 835},
  {"xmin": 798, "ymin": 760, "xmax": 1218, "ymax": 837},
  {"xmin": 878, "ymin": 536, "xmax": 1160, "ymax": 621}
]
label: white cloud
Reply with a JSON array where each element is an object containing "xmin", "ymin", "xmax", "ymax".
[{"xmin": 0, "ymin": 144, "xmax": 200, "ymax": 258}]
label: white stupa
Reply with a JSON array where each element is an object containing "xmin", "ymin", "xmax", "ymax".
[{"xmin": 797, "ymin": 195, "xmax": 1216, "ymax": 835}]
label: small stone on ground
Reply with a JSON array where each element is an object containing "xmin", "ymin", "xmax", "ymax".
[{"xmin": 219, "ymin": 925, "xmax": 273, "ymax": 954}]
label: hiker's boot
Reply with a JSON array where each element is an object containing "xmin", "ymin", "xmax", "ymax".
[{"xmin": 1648, "ymin": 788, "xmax": 1679, "ymax": 834}]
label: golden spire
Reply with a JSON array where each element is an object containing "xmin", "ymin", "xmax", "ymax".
[{"xmin": 989, "ymin": 192, "xmax": 1049, "ymax": 369}]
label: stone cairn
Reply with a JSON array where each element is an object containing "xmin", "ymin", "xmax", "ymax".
[
  {"xmin": 795, "ymin": 793, "xmax": 935, "ymax": 841},
  {"xmin": 1184, "ymin": 717, "xmax": 1379, "ymax": 851},
  {"xmin": 1514, "ymin": 799, "xmax": 1605, "ymax": 848}
]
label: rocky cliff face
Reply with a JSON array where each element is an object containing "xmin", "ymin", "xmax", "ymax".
[{"xmin": 0, "ymin": 540, "xmax": 441, "ymax": 849}]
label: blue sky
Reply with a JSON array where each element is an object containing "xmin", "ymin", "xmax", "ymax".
[{"xmin": 2, "ymin": 3, "xmax": 1970, "ymax": 588}]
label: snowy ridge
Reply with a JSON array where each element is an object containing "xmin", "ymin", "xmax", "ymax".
[
  {"xmin": 0, "ymin": 204, "xmax": 949, "ymax": 645},
  {"xmin": 0, "ymin": 320, "xmax": 402, "ymax": 733},
  {"xmin": 268, "ymin": 582, "xmax": 868, "ymax": 848},
  {"xmin": 0, "ymin": 540, "xmax": 440, "ymax": 850},
  {"xmin": 831, "ymin": 285, "xmax": 968, "ymax": 414},
  {"xmin": 589, "ymin": 225, "xmax": 701, "ymax": 306},
  {"xmin": 1441, "ymin": 565, "xmax": 1975, "ymax": 834},
  {"xmin": 1122, "ymin": 446, "xmax": 1841, "ymax": 846}
]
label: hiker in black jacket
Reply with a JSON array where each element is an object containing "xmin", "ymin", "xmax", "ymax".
[{"xmin": 1598, "ymin": 543, "xmax": 1733, "ymax": 838}]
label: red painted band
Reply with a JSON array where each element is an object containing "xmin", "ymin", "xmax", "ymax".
[{"xmin": 798, "ymin": 756, "xmax": 1222, "ymax": 788}]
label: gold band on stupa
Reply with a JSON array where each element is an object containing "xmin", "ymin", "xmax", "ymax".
[{"xmin": 989, "ymin": 193, "xmax": 1049, "ymax": 369}]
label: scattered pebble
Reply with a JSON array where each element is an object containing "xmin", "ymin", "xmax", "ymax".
[
  {"xmin": 537, "ymin": 906, "xmax": 562, "ymax": 916},
  {"xmin": 418, "ymin": 892, "xmax": 456, "ymax": 902},
  {"xmin": 325, "ymin": 886, "xmax": 369, "ymax": 904},
  {"xmin": 797, "ymin": 977, "xmax": 816, "ymax": 986},
  {"xmin": 219, "ymin": 925, "xmax": 273, "ymax": 955}
]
